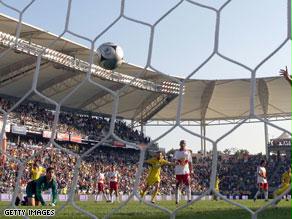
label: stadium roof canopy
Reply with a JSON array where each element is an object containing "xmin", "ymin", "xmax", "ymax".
[{"xmin": 0, "ymin": 14, "xmax": 291, "ymax": 125}]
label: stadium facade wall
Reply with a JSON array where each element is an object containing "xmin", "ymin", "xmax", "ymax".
[{"xmin": 2, "ymin": 193, "xmax": 289, "ymax": 202}]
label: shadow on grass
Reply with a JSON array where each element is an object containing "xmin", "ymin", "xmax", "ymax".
[
  {"xmin": 176, "ymin": 205, "xmax": 290, "ymax": 219},
  {"xmin": 0, "ymin": 201, "xmax": 290, "ymax": 219}
]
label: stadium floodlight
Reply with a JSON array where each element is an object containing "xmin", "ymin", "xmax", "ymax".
[{"xmin": 160, "ymin": 81, "xmax": 183, "ymax": 94}]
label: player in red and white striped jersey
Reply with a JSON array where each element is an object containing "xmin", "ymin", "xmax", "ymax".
[
  {"xmin": 254, "ymin": 160, "xmax": 269, "ymax": 202},
  {"xmin": 174, "ymin": 140, "xmax": 193, "ymax": 204},
  {"xmin": 96, "ymin": 167, "xmax": 108, "ymax": 202},
  {"xmin": 107, "ymin": 165, "xmax": 120, "ymax": 203}
]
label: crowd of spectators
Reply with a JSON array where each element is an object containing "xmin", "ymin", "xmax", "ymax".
[
  {"xmin": 217, "ymin": 154, "xmax": 290, "ymax": 196},
  {"xmin": 0, "ymin": 97, "xmax": 150, "ymax": 144},
  {"xmin": 0, "ymin": 140, "xmax": 140, "ymax": 195}
]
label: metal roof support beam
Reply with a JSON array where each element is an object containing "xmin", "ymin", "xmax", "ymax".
[
  {"xmin": 200, "ymin": 81, "xmax": 215, "ymax": 156},
  {"xmin": 19, "ymin": 30, "xmax": 43, "ymax": 38},
  {"xmin": 264, "ymin": 121, "xmax": 269, "ymax": 159},
  {"xmin": 200, "ymin": 122, "xmax": 206, "ymax": 156},
  {"xmin": 258, "ymin": 79, "xmax": 270, "ymax": 159},
  {"xmin": 135, "ymin": 93, "xmax": 177, "ymax": 125},
  {"xmin": 89, "ymin": 87, "xmax": 137, "ymax": 112},
  {"xmin": 200, "ymin": 81, "xmax": 216, "ymax": 120},
  {"xmin": 78, "ymin": 83, "xmax": 124, "ymax": 109},
  {"xmin": 37, "ymin": 70, "xmax": 82, "ymax": 92},
  {"xmin": 258, "ymin": 79, "xmax": 269, "ymax": 115},
  {"xmin": 41, "ymin": 74, "xmax": 84, "ymax": 98},
  {"xmin": 0, "ymin": 46, "xmax": 10, "ymax": 53},
  {"xmin": 131, "ymin": 93, "xmax": 161, "ymax": 122},
  {"xmin": 145, "ymin": 115, "xmax": 291, "ymax": 126},
  {"xmin": 0, "ymin": 58, "xmax": 50, "ymax": 87},
  {"xmin": 0, "ymin": 56, "xmax": 37, "ymax": 78}
]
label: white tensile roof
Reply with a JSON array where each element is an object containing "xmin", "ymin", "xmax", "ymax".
[
  {"xmin": 153, "ymin": 78, "xmax": 290, "ymax": 121},
  {"xmin": 0, "ymin": 14, "xmax": 291, "ymax": 123},
  {"xmin": 275, "ymin": 132, "xmax": 291, "ymax": 140}
]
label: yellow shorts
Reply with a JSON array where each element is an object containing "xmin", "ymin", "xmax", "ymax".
[
  {"xmin": 146, "ymin": 177, "xmax": 160, "ymax": 186},
  {"xmin": 274, "ymin": 184, "xmax": 290, "ymax": 196}
]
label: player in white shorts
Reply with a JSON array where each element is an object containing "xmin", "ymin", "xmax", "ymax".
[
  {"xmin": 174, "ymin": 140, "xmax": 193, "ymax": 204},
  {"xmin": 96, "ymin": 167, "xmax": 108, "ymax": 202},
  {"xmin": 254, "ymin": 160, "xmax": 268, "ymax": 202},
  {"xmin": 107, "ymin": 165, "xmax": 120, "ymax": 203}
]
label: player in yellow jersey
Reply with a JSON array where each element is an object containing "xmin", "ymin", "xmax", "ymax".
[
  {"xmin": 30, "ymin": 162, "xmax": 46, "ymax": 181},
  {"xmin": 213, "ymin": 175, "xmax": 220, "ymax": 201},
  {"xmin": 273, "ymin": 167, "xmax": 291, "ymax": 206},
  {"xmin": 140, "ymin": 151, "xmax": 173, "ymax": 204},
  {"xmin": 16, "ymin": 161, "xmax": 44, "ymax": 206}
]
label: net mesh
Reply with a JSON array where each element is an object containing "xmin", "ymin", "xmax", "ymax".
[{"xmin": 0, "ymin": 0, "xmax": 291, "ymax": 219}]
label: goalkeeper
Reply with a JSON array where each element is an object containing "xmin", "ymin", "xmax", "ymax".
[{"xmin": 26, "ymin": 167, "xmax": 58, "ymax": 206}]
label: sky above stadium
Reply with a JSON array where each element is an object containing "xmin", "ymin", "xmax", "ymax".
[{"xmin": 0, "ymin": 0, "xmax": 291, "ymax": 154}]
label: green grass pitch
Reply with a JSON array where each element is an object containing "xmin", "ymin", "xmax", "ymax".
[{"xmin": 0, "ymin": 200, "xmax": 291, "ymax": 219}]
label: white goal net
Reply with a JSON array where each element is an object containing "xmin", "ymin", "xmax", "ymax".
[{"xmin": 0, "ymin": 0, "xmax": 291, "ymax": 219}]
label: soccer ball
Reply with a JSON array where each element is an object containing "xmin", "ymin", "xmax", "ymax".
[{"xmin": 96, "ymin": 42, "xmax": 124, "ymax": 70}]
